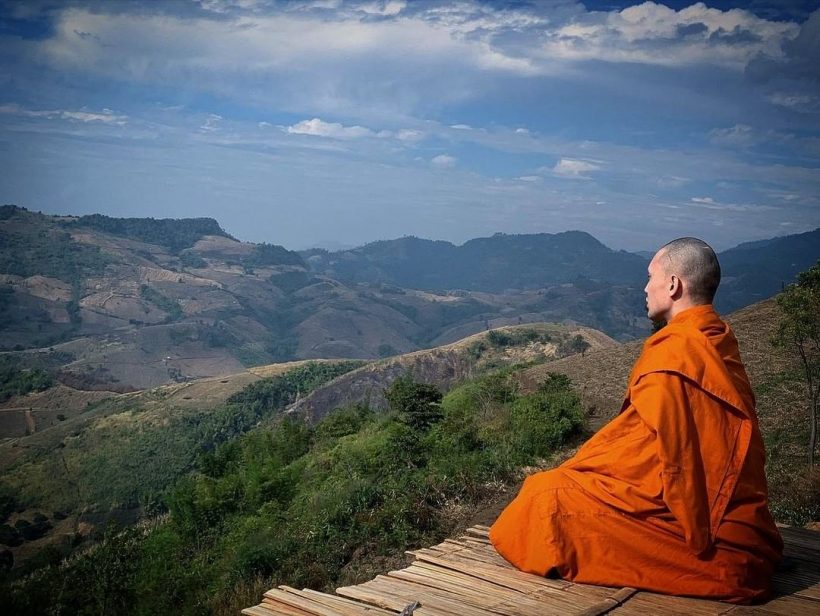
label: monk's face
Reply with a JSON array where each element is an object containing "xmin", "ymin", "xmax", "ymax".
[{"xmin": 644, "ymin": 251, "xmax": 674, "ymax": 322}]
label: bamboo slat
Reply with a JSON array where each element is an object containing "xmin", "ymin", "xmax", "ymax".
[
  {"xmin": 411, "ymin": 558, "xmax": 552, "ymax": 595},
  {"xmin": 296, "ymin": 587, "xmax": 395, "ymax": 616},
  {"xmin": 388, "ymin": 564, "xmax": 593, "ymax": 614},
  {"xmin": 608, "ymin": 592, "xmax": 727, "ymax": 615},
  {"xmin": 572, "ymin": 587, "xmax": 638, "ymax": 616},
  {"xmin": 412, "ymin": 551, "xmax": 573, "ymax": 594},
  {"xmin": 779, "ymin": 526, "xmax": 820, "ymax": 551},
  {"xmin": 260, "ymin": 596, "xmax": 321, "ymax": 616},
  {"xmin": 364, "ymin": 575, "xmax": 503, "ymax": 616},
  {"xmin": 464, "ymin": 528, "xmax": 490, "ymax": 539},
  {"xmin": 724, "ymin": 595, "xmax": 820, "ymax": 616},
  {"xmin": 408, "ymin": 546, "xmax": 512, "ymax": 569},
  {"xmin": 396, "ymin": 565, "xmax": 602, "ymax": 615},
  {"xmin": 275, "ymin": 586, "xmax": 394, "ymax": 616},
  {"xmin": 243, "ymin": 605, "xmax": 283, "ymax": 616},
  {"xmin": 336, "ymin": 582, "xmax": 452, "ymax": 616},
  {"xmin": 264, "ymin": 588, "xmax": 346, "ymax": 616},
  {"xmin": 390, "ymin": 564, "xmax": 516, "ymax": 600}
]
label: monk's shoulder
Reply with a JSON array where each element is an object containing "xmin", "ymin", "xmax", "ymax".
[{"xmin": 633, "ymin": 324, "xmax": 711, "ymax": 381}]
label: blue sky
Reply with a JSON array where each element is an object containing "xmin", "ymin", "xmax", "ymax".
[{"xmin": 0, "ymin": 0, "xmax": 818, "ymax": 251}]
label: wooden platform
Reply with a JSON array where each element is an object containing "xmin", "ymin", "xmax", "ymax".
[{"xmin": 243, "ymin": 525, "xmax": 820, "ymax": 616}]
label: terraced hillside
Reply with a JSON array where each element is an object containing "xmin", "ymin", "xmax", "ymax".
[{"xmin": 0, "ymin": 206, "xmax": 648, "ymax": 393}]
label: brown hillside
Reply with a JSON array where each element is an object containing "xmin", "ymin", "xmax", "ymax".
[
  {"xmin": 521, "ymin": 298, "xmax": 791, "ymax": 426},
  {"xmin": 2, "ymin": 209, "xmax": 653, "ymax": 392},
  {"xmin": 291, "ymin": 323, "xmax": 616, "ymax": 423}
]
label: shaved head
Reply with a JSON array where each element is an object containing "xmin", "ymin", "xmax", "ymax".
[{"xmin": 658, "ymin": 237, "xmax": 721, "ymax": 304}]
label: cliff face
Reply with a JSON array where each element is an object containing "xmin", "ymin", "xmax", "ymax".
[{"xmin": 291, "ymin": 324, "xmax": 615, "ymax": 422}]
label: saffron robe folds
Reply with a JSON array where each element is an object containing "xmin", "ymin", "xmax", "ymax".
[{"xmin": 489, "ymin": 305, "xmax": 783, "ymax": 602}]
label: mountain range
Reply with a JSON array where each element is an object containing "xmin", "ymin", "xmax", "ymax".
[{"xmin": 1, "ymin": 204, "xmax": 817, "ymax": 391}]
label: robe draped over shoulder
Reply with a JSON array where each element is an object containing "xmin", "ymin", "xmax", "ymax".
[{"xmin": 489, "ymin": 305, "xmax": 783, "ymax": 603}]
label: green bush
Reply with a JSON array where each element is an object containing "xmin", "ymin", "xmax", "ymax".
[
  {"xmin": 0, "ymin": 524, "xmax": 21, "ymax": 547},
  {"xmin": 246, "ymin": 243, "xmax": 305, "ymax": 268},
  {"xmin": 67, "ymin": 214, "xmax": 231, "ymax": 253},
  {"xmin": 179, "ymin": 251, "xmax": 207, "ymax": 268},
  {"xmin": 139, "ymin": 285, "xmax": 183, "ymax": 322},
  {"xmin": 0, "ymin": 227, "xmax": 113, "ymax": 283},
  {"xmin": 0, "ymin": 366, "xmax": 53, "ymax": 401},
  {"xmin": 386, "ymin": 375, "xmax": 443, "ymax": 431}
]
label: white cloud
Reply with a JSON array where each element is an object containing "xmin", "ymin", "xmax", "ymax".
[
  {"xmin": 709, "ymin": 124, "xmax": 758, "ymax": 147},
  {"xmin": 197, "ymin": 0, "xmax": 271, "ymax": 14},
  {"xmin": 37, "ymin": 7, "xmax": 541, "ymax": 82},
  {"xmin": 689, "ymin": 196, "xmax": 776, "ymax": 212},
  {"xmin": 286, "ymin": 118, "xmax": 374, "ymax": 139},
  {"xmin": 431, "ymin": 154, "xmax": 456, "ymax": 168},
  {"xmin": 200, "ymin": 114, "xmax": 223, "ymax": 132},
  {"xmin": 552, "ymin": 158, "xmax": 600, "ymax": 179},
  {"xmin": 450, "ymin": 124, "xmax": 473, "ymax": 130},
  {"xmin": 709, "ymin": 123, "xmax": 820, "ymax": 157},
  {"xmin": 356, "ymin": 1, "xmax": 405, "ymax": 17},
  {"xmin": 541, "ymin": 2, "xmax": 798, "ymax": 69},
  {"xmin": 656, "ymin": 175, "xmax": 688, "ymax": 188},
  {"xmin": 16, "ymin": 2, "xmax": 805, "ymax": 128},
  {"xmin": 284, "ymin": 118, "xmax": 426, "ymax": 143},
  {"xmin": 396, "ymin": 128, "xmax": 424, "ymax": 142},
  {"xmin": 0, "ymin": 103, "xmax": 127, "ymax": 125},
  {"xmin": 767, "ymin": 92, "xmax": 818, "ymax": 112}
]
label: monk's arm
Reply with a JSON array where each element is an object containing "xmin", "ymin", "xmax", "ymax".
[{"xmin": 631, "ymin": 372, "xmax": 712, "ymax": 555}]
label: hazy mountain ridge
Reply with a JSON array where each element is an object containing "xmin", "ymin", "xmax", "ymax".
[
  {"xmin": 302, "ymin": 230, "xmax": 647, "ymax": 291},
  {"xmin": 1, "ymin": 206, "xmax": 816, "ymax": 393},
  {"xmin": 0, "ymin": 209, "xmax": 649, "ymax": 392},
  {"xmin": 715, "ymin": 228, "xmax": 820, "ymax": 313},
  {"xmin": 305, "ymin": 227, "xmax": 820, "ymax": 317}
]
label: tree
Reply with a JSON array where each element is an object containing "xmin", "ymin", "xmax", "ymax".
[
  {"xmin": 774, "ymin": 262, "xmax": 820, "ymax": 467},
  {"xmin": 385, "ymin": 375, "xmax": 443, "ymax": 431},
  {"xmin": 567, "ymin": 334, "xmax": 591, "ymax": 357}
]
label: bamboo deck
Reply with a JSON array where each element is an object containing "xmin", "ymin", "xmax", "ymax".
[{"xmin": 243, "ymin": 525, "xmax": 820, "ymax": 616}]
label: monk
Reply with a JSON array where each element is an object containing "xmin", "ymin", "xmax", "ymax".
[{"xmin": 490, "ymin": 237, "xmax": 783, "ymax": 602}]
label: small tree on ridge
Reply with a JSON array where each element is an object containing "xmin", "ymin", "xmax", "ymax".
[{"xmin": 774, "ymin": 262, "xmax": 820, "ymax": 467}]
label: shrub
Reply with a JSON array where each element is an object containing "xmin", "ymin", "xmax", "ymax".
[{"xmin": 386, "ymin": 376, "xmax": 443, "ymax": 431}]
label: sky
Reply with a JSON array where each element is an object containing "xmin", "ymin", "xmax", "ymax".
[{"xmin": 0, "ymin": 0, "xmax": 819, "ymax": 252}]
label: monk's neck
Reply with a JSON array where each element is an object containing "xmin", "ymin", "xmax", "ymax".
[{"xmin": 667, "ymin": 303, "xmax": 716, "ymax": 326}]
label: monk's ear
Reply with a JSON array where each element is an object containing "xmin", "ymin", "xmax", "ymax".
[{"xmin": 669, "ymin": 275, "xmax": 683, "ymax": 298}]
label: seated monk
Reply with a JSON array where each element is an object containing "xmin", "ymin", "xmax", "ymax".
[{"xmin": 490, "ymin": 237, "xmax": 784, "ymax": 603}]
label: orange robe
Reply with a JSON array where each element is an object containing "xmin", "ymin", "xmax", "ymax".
[{"xmin": 490, "ymin": 305, "xmax": 783, "ymax": 602}]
